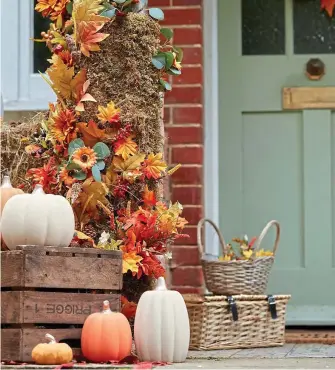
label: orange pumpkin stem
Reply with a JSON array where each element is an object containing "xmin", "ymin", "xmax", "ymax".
[{"xmin": 102, "ymin": 300, "xmax": 112, "ymax": 314}]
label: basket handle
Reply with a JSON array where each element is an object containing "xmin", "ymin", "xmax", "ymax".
[
  {"xmin": 253, "ymin": 220, "xmax": 280, "ymax": 255},
  {"xmin": 197, "ymin": 218, "xmax": 228, "ymax": 257}
]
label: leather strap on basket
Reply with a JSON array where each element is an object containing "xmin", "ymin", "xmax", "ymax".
[
  {"xmin": 197, "ymin": 218, "xmax": 228, "ymax": 257},
  {"xmin": 267, "ymin": 295, "xmax": 278, "ymax": 319},
  {"xmin": 227, "ymin": 296, "xmax": 238, "ymax": 321},
  {"xmin": 253, "ymin": 220, "xmax": 280, "ymax": 256}
]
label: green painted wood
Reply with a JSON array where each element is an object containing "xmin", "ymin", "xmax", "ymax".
[{"xmin": 218, "ymin": 0, "xmax": 335, "ymax": 324}]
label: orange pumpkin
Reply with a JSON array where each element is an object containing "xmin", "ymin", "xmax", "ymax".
[
  {"xmin": 0, "ymin": 175, "xmax": 24, "ymax": 250},
  {"xmin": 81, "ymin": 300, "xmax": 132, "ymax": 363},
  {"xmin": 0, "ymin": 175, "xmax": 24, "ymax": 215}
]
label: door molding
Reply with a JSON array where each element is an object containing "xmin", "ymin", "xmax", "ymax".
[{"xmin": 203, "ymin": 0, "xmax": 220, "ymax": 255}]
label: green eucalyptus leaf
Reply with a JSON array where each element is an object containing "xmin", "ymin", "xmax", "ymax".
[
  {"xmin": 173, "ymin": 46, "xmax": 184, "ymax": 62},
  {"xmin": 68, "ymin": 138, "xmax": 85, "ymax": 157},
  {"xmin": 165, "ymin": 52, "xmax": 175, "ymax": 70},
  {"xmin": 115, "ymin": 0, "xmax": 126, "ymax": 3},
  {"xmin": 92, "ymin": 165, "xmax": 102, "ymax": 182},
  {"xmin": 152, "ymin": 55, "xmax": 166, "ymax": 70},
  {"xmin": 93, "ymin": 142, "xmax": 111, "ymax": 159},
  {"xmin": 66, "ymin": 162, "xmax": 81, "ymax": 170},
  {"xmin": 101, "ymin": 8, "xmax": 116, "ymax": 17},
  {"xmin": 97, "ymin": 160, "xmax": 106, "ymax": 171},
  {"xmin": 66, "ymin": 1, "xmax": 73, "ymax": 15},
  {"xmin": 160, "ymin": 28, "xmax": 173, "ymax": 40},
  {"xmin": 149, "ymin": 8, "xmax": 164, "ymax": 21},
  {"xmin": 168, "ymin": 67, "xmax": 182, "ymax": 76},
  {"xmin": 73, "ymin": 170, "xmax": 87, "ymax": 180},
  {"xmin": 160, "ymin": 78, "xmax": 172, "ymax": 91}
]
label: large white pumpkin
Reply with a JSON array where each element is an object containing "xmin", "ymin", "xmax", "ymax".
[
  {"xmin": 134, "ymin": 277, "xmax": 190, "ymax": 363},
  {"xmin": 1, "ymin": 184, "xmax": 75, "ymax": 249}
]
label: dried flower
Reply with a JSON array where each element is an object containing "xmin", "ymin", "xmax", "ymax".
[{"xmin": 72, "ymin": 147, "xmax": 97, "ymax": 170}]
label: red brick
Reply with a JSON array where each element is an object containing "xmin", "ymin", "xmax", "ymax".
[
  {"xmin": 172, "ymin": 266, "xmax": 203, "ymax": 286},
  {"xmin": 173, "ymin": 0, "xmax": 201, "ymax": 5},
  {"xmin": 172, "ymin": 107, "xmax": 202, "ymax": 124},
  {"xmin": 173, "ymin": 27, "xmax": 202, "ymax": 45},
  {"xmin": 171, "ymin": 146, "xmax": 203, "ymax": 164},
  {"xmin": 165, "ymin": 86, "xmax": 202, "ymax": 104},
  {"xmin": 163, "ymin": 107, "xmax": 171, "ymax": 124},
  {"xmin": 173, "ymin": 66, "xmax": 202, "ymax": 85},
  {"xmin": 167, "ymin": 126, "xmax": 202, "ymax": 144},
  {"xmin": 171, "ymin": 246, "xmax": 200, "ymax": 266},
  {"xmin": 182, "ymin": 47, "xmax": 202, "ymax": 64},
  {"xmin": 181, "ymin": 206, "xmax": 202, "ymax": 225},
  {"xmin": 172, "ymin": 286, "xmax": 204, "ymax": 294},
  {"xmin": 171, "ymin": 166, "xmax": 202, "ymax": 185},
  {"xmin": 172, "ymin": 186, "xmax": 202, "ymax": 204},
  {"xmin": 150, "ymin": 0, "xmax": 170, "ymax": 5},
  {"xmin": 162, "ymin": 8, "xmax": 201, "ymax": 25},
  {"xmin": 175, "ymin": 226, "xmax": 197, "ymax": 245}
]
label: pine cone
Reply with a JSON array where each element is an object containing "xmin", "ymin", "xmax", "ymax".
[
  {"xmin": 82, "ymin": 224, "xmax": 98, "ymax": 240},
  {"xmin": 81, "ymin": 241, "xmax": 94, "ymax": 249},
  {"xmin": 69, "ymin": 240, "xmax": 81, "ymax": 248}
]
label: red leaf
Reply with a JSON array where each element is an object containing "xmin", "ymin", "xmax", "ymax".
[
  {"xmin": 321, "ymin": 0, "xmax": 335, "ymax": 16},
  {"xmin": 118, "ymin": 355, "xmax": 140, "ymax": 364}
]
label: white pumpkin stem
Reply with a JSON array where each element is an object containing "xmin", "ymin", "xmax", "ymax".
[
  {"xmin": 32, "ymin": 184, "xmax": 45, "ymax": 194},
  {"xmin": 1, "ymin": 176, "xmax": 13, "ymax": 189},
  {"xmin": 155, "ymin": 277, "xmax": 168, "ymax": 291},
  {"xmin": 45, "ymin": 334, "xmax": 57, "ymax": 344},
  {"xmin": 102, "ymin": 300, "xmax": 112, "ymax": 314}
]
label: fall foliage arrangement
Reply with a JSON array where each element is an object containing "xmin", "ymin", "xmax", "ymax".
[{"xmin": 18, "ymin": 0, "xmax": 187, "ymax": 319}]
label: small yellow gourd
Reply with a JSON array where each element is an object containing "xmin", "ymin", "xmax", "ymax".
[{"xmin": 31, "ymin": 333, "xmax": 73, "ymax": 365}]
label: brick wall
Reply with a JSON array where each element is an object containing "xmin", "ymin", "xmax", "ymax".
[{"xmin": 152, "ymin": 0, "xmax": 204, "ymax": 294}]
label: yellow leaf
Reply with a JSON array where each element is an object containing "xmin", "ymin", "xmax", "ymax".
[
  {"xmin": 114, "ymin": 136, "xmax": 138, "ymax": 160},
  {"xmin": 123, "ymin": 251, "xmax": 143, "ymax": 274},
  {"xmin": 97, "ymin": 101, "xmax": 120, "ymax": 124},
  {"xmin": 219, "ymin": 255, "xmax": 231, "ymax": 262},
  {"xmin": 143, "ymin": 153, "xmax": 167, "ymax": 180},
  {"xmin": 47, "ymin": 58, "xmax": 74, "ymax": 99},
  {"xmin": 242, "ymin": 250, "xmax": 253, "ymax": 259},
  {"xmin": 73, "ymin": 0, "xmax": 104, "ymax": 23},
  {"xmin": 103, "ymin": 164, "xmax": 118, "ymax": 188},
  {"xmin": 256, "ymin": 249, "xmax": 274, "ymax": 257},
  {"xmin": 113, "ymin": 153, "xmax": 146, "ymax": 172}
]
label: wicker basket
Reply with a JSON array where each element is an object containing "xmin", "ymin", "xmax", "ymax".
[
  {"xmin": 184, "ymin": 294, "xmax": 291, "ymax": 350},
  {"xmin": 198, "ymin": 219, "xmax": 280, "ymax": 295}
]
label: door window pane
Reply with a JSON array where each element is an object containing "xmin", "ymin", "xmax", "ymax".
[
  {"xmin": 294, "ymin": 0, "xmax": 335, "ymax": 54},
  {"xmin": 33, "ymin": 1, "xmax": 51, "ymax": 73},
  {"xmin": 242, "ymin": 0, "xmax": 285, "ymax": 55}
]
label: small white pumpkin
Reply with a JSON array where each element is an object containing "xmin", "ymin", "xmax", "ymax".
[
  {"xmin": 134, "ymin": 277, "xmax": 190, "ymax": 363},
  {"xmin": 1, "ymin": 184, "xmax": 75, "ymax": 249}
]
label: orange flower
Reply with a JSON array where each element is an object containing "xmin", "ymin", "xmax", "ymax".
[
  {"xmin": 35, "ymin": 0, "xmax": 69, "ymax": 21},
  {"xmin": 50, "ymin": 108, "xmax": 78, "ymax": 145},
  {"xmin": 60, "ymin": 167, "xmax": 76, "ymax": 187},
  {"xmin": 26, "ymin": 157, "xmax": 58, "ymax": 193},
  {"xmin": 72, "ymin": 147, "xmax": 97, "ymax": 170}
]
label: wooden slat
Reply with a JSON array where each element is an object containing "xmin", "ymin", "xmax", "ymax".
[
  {"xmin": 1, "ymin": 291, "xmax": 120, "ymax": 324},
  {"xmin": 24, "ymin": 254, "xmax": 122, "ymax": 290},
  {"xmin": 16, "ymin": 245, "xmax": 121, "ymax": 258},
  {"xmin": 1, "ymin": 251, "xmax": 24, "ymax": 287},
  {"xmin": 1, "ymin": 328, "xmax": 82, "ymax": 362},
  {"xmin": 282, "ymin": 87, "xmax": 335, "ymax": 110}
]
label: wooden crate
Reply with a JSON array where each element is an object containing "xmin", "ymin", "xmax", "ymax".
[{"xmin": 1, "ymin": 245, "xmax": 123, "ymax": 363}]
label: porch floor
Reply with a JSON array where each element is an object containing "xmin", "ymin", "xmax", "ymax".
[{"xmin": 2, "ymin": 344, "xmax": 335, "ymax": 369}]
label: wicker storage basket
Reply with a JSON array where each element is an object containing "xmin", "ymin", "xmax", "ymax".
[
  {"xmin": 198, "ymin": 219, "xmax": 280, "ymax": 295},
  {"xmin": 184, "ymin": 294, "xmax": 291, "ymax": 350}
]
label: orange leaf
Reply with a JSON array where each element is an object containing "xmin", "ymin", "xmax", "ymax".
[
  {"xmin": 114, "ymin": 136, "xmax": 138, "ymax": 160},
  {"xmin": 97, "ymin": 101, "xmax": 121, "ymax": 124},
  {"xmin": 321, "ymin": 0, "xmax": 335, "ymax": 16},
  {"xmin": 143, "ymin": 153, "xmax": 167, "ymax": 180},
  {"xmin": 77, "ymin": 120, "xmax": 106, "ymax": 147},
  {"xmin": 77, "ymin": 21, "xmax": 109, "ymax": 57},
  {"xmin": 121, "ymin": 296, "xmax": 137, "ymax": 319},
  {"xmin": 143, "ymin": 185, "xmax": 157, "ymax": 208},
  {"xmin": 123, "ymin": 251, "xmax": 143, "ymax": 274}
]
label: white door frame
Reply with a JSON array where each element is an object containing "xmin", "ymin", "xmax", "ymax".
[{"xmin": 203, "ymin": 0, "xmax": 220, "ymax": 256}]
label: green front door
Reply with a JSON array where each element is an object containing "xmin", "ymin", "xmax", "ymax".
[{"xmin": 218, "ymin": 0, "xmax": 335, "ymax": 324}]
